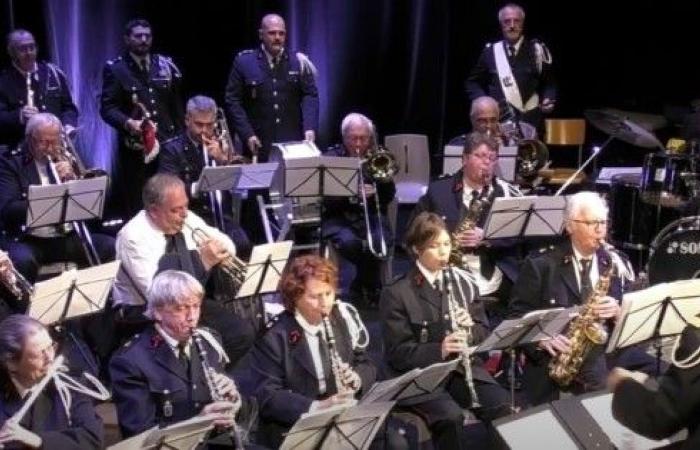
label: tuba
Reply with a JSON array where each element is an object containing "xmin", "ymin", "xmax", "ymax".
[{"xmin": 498, "ymin": 107, "xmax": 549, "ymax": 180}]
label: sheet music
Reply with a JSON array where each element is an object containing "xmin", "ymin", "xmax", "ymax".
[
  {"xmin": 64, "ymin": 176, "xmax": 108, "ymax": 221},
  {"xmin": 236, "ymin": 241, "xmax": 293, "ymax": 298},
  {"xmin": 495, "ymin": 408, "xmax": 579, "ymax": 449}
]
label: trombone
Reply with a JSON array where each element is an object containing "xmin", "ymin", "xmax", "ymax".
[{"xmin": 358, "ymin": 146, "xmax": 398, "ymax": 259}]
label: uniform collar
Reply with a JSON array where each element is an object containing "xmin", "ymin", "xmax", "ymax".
[
  {"xmin": 155, "ymin": 323, "xmax": 191, "ymax": 357},
  {"xmin": 295, "ymin": 311, "xmax": 323, "ymax": 336},
  {"xmin": 416, "ymin": 261, "xmax": 440, "ymax": 288},
  {"xmin": 261, "ymin": 45, "xmax": 285, "ymax": 66}
]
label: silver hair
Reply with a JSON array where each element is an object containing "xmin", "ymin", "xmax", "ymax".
[
  {"xmin": 565, "ymin": 191, "xmax": 608, "ymax": 221},
  {"xmin": 340, "ymin": 112, "xmax": 377, "ymax": 146},
  {"xmin": 142, "ymin": 173, "xmax": 185, "ymax": 210},
  {"xmin": 260, "ymin": 13, "xmax": 285, "ymax": 30},
  {"xmin": 469, "ymin": 96, "xmax": 500, "ymax": 120},
  {"xmin": 498, "ymin": 3, "xmax": 526, "ymax": 22},
  {"xmin": 25, "ymin": 113, "xmax": 61, "ymax": 138},
  {"xmin": 0, "ymin": 315, "xmax": 46, "ymax": 371},
  {"xmin": 145, "ymin": 270, "xmax": 204, "ymax": 319},
  {"xmin": 6, "ymin": 29, "xmax": 33, "ymax": 49},
  {"xmin": 186, "ymin": 95, "xmax": 217, "ymax": 116}
]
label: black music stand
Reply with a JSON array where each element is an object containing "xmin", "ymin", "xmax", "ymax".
[
  {"xmin": 282, "ymin": 155, "xmax": 360, "ymax": 198},
  {"xmin": 234, "ymin": 240, "xmax": 293, "ymax": 330},
  {"xmin": 197, "ymin": 163, "xmax": 279, "ymax": 193},
  {"xmin": 475, "ymin": 307, "xmax": 575, "ymax": 411},
  {"xmin": 606, "ymin": 278, "xmax": 700, "ymax": 375},
  {"xmin": 280, "ymin": 401, "xmax": 395, "ymax": 450},
  {"xmin": 482, "ymin": 195, "xmax": 568, "ymax": 241},
  {"xmin": 359, "ymin": 360, "xmax": 459, "ymax": 405},
  {"xmin": 107, "ymin": 415, "xmax": 215, "ymax": 450},
  {"xmin": 26, "ymin": 176, "xmax": 108, "ymax": 227}
]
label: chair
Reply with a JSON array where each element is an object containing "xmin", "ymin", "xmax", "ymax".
[
  {"xmin": 544, "ymin": 119, "xmax": 587, "ymax": 186},
  {"xmin": 384, "ymin": 134, "xmax": 430, "ymax": 204}
]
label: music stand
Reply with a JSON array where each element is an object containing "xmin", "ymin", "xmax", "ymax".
[
  {"xmin": 482, "ymin": 195, "xmax": 568, "ymax": 240},
  {"xmin": 475, "ymin": 307, "xmax": 575, "ymax": 410},
  {"xmin": 197, "ymin": 163, "xmax": 279, "ymax": 193},
  {"xmin": 283, "ymin": 155, "xmax": 360, "ymax": 198},
  {"xmin": 359, "ymin": 360, "xmax": 459, "ymax": 405},
  {"xmin": 235, "ymin": 240, "xmax": 293, "ymax": 330},
  {"xmin": 26, "ymin": 176, "xmax": 108, "ymax": 227},
  {"xmin": 280, "ymin": 401, "xmax": 395, "ymax": 450},
  {"xmin": 606, "ymin": 278, "xmax": 700, "ymax": 375},
  {"xmin": 107, "ymin": 415, "xmax": 215, "ymax": 450}
]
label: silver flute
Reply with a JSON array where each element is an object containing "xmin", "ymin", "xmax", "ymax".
[
  {"xmin": 191, "ymin": 330, "xmax": 245, "ymax": 449},
  {"xmin": 443, "ymin": 266, "xmax": 481, "ymax": 408},
  {"xmin": 321, "ymin": 313, "xmax": 352, "ymax": 395}
]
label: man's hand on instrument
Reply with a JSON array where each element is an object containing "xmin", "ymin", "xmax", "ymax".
[
  {"xmin": 441, "ymin": 329, "xmax": 468, "ymax": 359},
  {"xmin": 213, "ymin": 373, "xmax": 240, "ymax": 409},
  {"xmin": 456, "ymin": 227, "xmax": 484, "ymax": 248},
  {"xmin": 316, "ymin": 392, "xmax": 356, "ymax": 411},
  {"xmin": 593, "ymin": 296, "xmax": 620, "ymax": 321},
  {"xmin": 0, "ymin": 421, "xmax": 42, "ymax": 449},
  {"xmin": 54, "ymin": 160, "xmax": 76, "ymax": 181},
  {"xmin": 198, "ymin": 238, "xmax": 228, "ymax": 271},
  {"xmin": 20, "ymin": 105, "xmax": 39, "ymax": 123},
  {"xmin": 247, "ymin": 135, "xmax": 262, "ymax": 155},
  {"xmin": 200, "ymin": 401, "xmax": 237, "ymax": 428},
  {"xmin": 202, "ymin": 134, "xmax": 228, "ymax": 164},
  {"xmin": 538, "ymin": 334, "xmax": 572, "ymax": 357},
  {"xmin": 361, "ymin": 183, "xmax": 376, "ymax": 197}
]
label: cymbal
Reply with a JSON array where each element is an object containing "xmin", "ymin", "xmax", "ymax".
[{"xmin": 584, "ymin": 109, "xmax": 663, "ymax": 149}]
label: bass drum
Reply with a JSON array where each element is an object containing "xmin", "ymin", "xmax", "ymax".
[{"xmin": 647, "ymin": 216, "xmax": 700, "ymax": 285}]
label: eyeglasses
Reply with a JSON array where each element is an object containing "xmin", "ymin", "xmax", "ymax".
[{"xmin": 572, "ymin": 219, "xmax": 608, "ymax": 228}]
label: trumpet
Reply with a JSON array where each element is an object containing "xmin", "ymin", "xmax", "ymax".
[
  {"xmin": 184, "ymin": 223, "xmax": 246, "ymax": 291},
  {"xmin": 0, "ymin": 251, "xmax": 33, "ymax": 299},
  {"xmin": 192, "ymin": 330, "xmax": 245, "ymax": 449},
  {"xmin": 442, "ymin": 266, "xmax": 480, "ymax": 408}
]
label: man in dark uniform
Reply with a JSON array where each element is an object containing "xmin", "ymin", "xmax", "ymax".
[
  {"xmin": 508, "ymin": 192, "xmax": 655, "ymax": 406},
  {"xmin": 322, "ymin": 113, "xmax": 395, "ymax": 305},
  {"xmin": 410, "ymin": 132, "xmax": 522, "ymax": 320},
  {"xmin": 100, "ymin": 18, "xmax": 184, "ymax": 218},
  {"xmin": 465, "ymin": 3, "xmax": 555, "ymax": 128},
  {"xmin": 0, "ymin": 113, "xmax": 115, "ymax": 283},
  {"xmin": 224, "ymin": 13, "xmax": 318, "ymax": 162},
  {"xmin": 159, "ymin": 95, "xmax": 252, "ymax": 258},
  {"xmin": 110, "ymin": 270, "xmax": 250, "ymax": 441},
  {"xmin": 0, "ymin": 29, "xmax": 78, "ymax": 148}
]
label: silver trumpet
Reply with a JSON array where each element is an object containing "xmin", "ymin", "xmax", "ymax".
[
  {"xmin": 321, "ymin": 313, "xmax": 354, "ymax": 395},
  {"xmin": 192, "ymin": 330, "xmax": 245, "ymax": 449},
  {"xmin": 0, "ymin": 251, "xmax": 34, "ymax": 299},
  {"xmin": 443, "ymin": 266, "xmax": 480, "ymax": 408}
]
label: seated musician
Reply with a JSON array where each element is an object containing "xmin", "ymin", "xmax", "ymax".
[
  {"xmin": 380, "ymin": 212, "xmax": 511, "ymax": 450},
  {"xmin": 159, "ymin": 95, "xmax": 251, "ymax": 258},
  {"xmin": 508, "ymin": 191, "xmax": 655, "ymax": 406},
  {"xmin": 250, "ymin": 254, "xmax": 407, "ymax": 449},
  {"xmin": 322, "ymin": 113, "xmax": 395, "ymax": 305},
  {"xmin": 112, "ymin": 173, "xmax": 254, "ymax": 365},
  {"xmin": 608, "ymin": 316, "xmax": 700, "ymax": 446},
  {"xmin": 410, "ymin": 132, "xmax": 522, "ymax": 319},
  {"xmin": 0, "ymin": 315, "xmax": 103, "ymax": 450},
  {"xmin": 0, "ymin": 113, "xmax": 115, "ymax": 283},
  {"xmin": 110, "ymin": 270, "xmax": 254, "ymax": 443}
]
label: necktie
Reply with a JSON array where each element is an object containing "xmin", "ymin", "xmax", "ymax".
[
  {"xmin": 433, "ymin": 278, "xmax": 442, "ymax": 293},
  {"xmin": 165, "ymin": 233, "xmax": 195, "ymax": 275},
  {"xmin": 579, "ymin": 258, "xmax": 593, "ymax": 298},
  {"xmin": 140, "ymin": 58, "xmax": 149, "ymax": 75},
  {"xmin": 317, "ymin": 331, "xmax": 337, "ymax": 396},
  {"xmin": 508, "ymin": 45, "xmax": 516, "ymax": 57},
  {"xmin": 177, "ymin": 342, "xmax": 190, "ymax": 374}
]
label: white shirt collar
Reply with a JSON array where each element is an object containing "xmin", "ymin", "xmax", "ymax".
[
  {"xmin": 416, "ymin": 261, "xmax": 441, "ymax": 288},
  {"xmin": 261, "ymin": 45, "xmax": 285, "ymax": 66},
  {"xmin": 155, "ymin": 323, "xmax": 190, "ymax": 356},
  {"xmin": 129, "ymin": 52, "xmax": 150, "ymax": 69},
  {"xmin": 295, "ymin": 311, "xmax": 323, "ymax": 336},
  {"xmin": 506, "ymin": 36, "xmax": 525, "ymax": 54},
  {"xmin": 10, "ymin": 376, "xmax": 33, "ymax": 399}
]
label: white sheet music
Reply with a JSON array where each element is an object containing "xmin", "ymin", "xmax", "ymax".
[{"xmin": 496, "ymin": 409, "xmax": 579, "ymax": 450}]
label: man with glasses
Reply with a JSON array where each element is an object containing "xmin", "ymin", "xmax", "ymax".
[{"xmin": 508, "ymin": 191, "xmax": 654, "ymax": 406}]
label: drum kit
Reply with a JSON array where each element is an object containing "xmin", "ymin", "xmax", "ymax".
[{"xmin": 586, "ymin": 109, "xmax": 700, "ymax": 284}]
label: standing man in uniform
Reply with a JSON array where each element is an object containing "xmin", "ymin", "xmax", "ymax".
[
  {"xmin": 0, "ymin": 29, "xmax": 78, "ymax": 148},
  {"xmin": 465, "ymin": 3, "xmax": 555, "ymax": 129},
  {"xmin": 100, "ymin": 18, "xmax": 184, "ymax": 218},
  {"xmin": 225, "ymin": 13, "xmax": 319, "ymax": 162}
]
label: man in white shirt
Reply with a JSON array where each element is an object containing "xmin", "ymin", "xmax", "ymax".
[{"xmin": 113, "ymin": 173, "xmax": 254, "ymax": 365}]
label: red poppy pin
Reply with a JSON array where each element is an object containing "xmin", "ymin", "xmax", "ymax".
[
  {"xmin": 413, "ymin": 272, "xmax": 424, "ymax": 287},
  {"xmin": 289, "ymin": 329, "xmax": 302, "ymax": 346},
  {"xmin": 453, "ymin": 180, "xmax": 463, "ymax": 193},
  {"xmin": 150, "ymin": 333, "xmax": 164, "ymax": 348}
]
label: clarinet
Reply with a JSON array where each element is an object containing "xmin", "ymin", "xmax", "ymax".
[
  {"xmin": 192, "ymin": 330, "xmax": 245, "ymax": 449},
  {"xmin": 321, "ymin": 313, "xmax": 351, "ymax": 395},
  {"xmin": 443, "ymin": 266, "xmax": 481, "ymax": 408}
]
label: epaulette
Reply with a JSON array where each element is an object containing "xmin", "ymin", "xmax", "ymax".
[
  {"xmin": 437, "ymin": 173, "xmax": 453, "ymax": 180},
  {"xmin": 386, "ymin": 273, "xmax": 406, "ymax": 286},
  {"xmin": 160, "ymin": 135, "xmax": 179, "ymax": 146},
  {"xmin": 46, "ymin": 62, "xmax": 66, "ymax": 77},
  {"xmin": 9, "ymin": 147, "xmax": 22, "ymax": 157},
  {"xmin": 237, "ymin": 49, "xmax": 255, "ymax": 57},
  {"xmin": 106, "ymin": 56, "xmax": 123, "ymax": 65},
  {"xmin": 536, "ymin": 245, "xmax": 556, "ymax": 255},
  {"xmin": 119, "ymin": 333, "xmax": 139, "ymax": 351}
]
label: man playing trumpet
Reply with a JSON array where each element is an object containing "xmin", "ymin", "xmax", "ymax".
[
  {"xmin": 0, "ymin": 113, "xmax": 115, "ymax": 283},
  {"xmin": 113, "ymin": 174, "xmax": 255, "ymax": 365}
]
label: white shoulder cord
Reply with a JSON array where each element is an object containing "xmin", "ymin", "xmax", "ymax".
[
  {"xmin": 451, "ymin": 267, "xmax": 476, "ymax": 306},
  {"xmin": 52, "ymin": 366, "xmax": 111, "ymax": 425},
  {"xmin": 670, "ymin": 333, "xmax": 700, "ymax": 369},
  {"xmin": 296, "ymin": 52, "xmax": 318, "ymax": 78},
  {"xmin": 337, "ymin": 300, "xmax": 369, "ymax": 350},
  {"xmin": 195, "ymin": 328, "xmax": 230, "ymax": 365}
]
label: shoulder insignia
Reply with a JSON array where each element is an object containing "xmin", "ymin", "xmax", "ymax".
[
  {"xmin": 107, "ymin": 56, "xmax": 123, "ymax": 65},
  {"xmin": 237, "ymin": 49, "xmax": 255, "ymax": 58},
  {"xmin": 121, "ymin": 333, "xmax": 140, "ymax": 350},
  {"xmin": 485, "ymin": 42, "xmax": 493, "ymax": 48},
  {"xmin": 161, "ymin": 135, "xmax": 179, "ymax": 146}
]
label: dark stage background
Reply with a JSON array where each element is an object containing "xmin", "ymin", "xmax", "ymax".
[{"xmin": 3, "ymin": 0, "xmax": 700, "ymax": 174}]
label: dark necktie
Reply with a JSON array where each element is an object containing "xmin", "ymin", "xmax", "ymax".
[
  {"xmin": 177, "ymin": 342, "xmax": 190, "ymax": 374},
  {"xmin": 140, "ymin": 59, "xmax": 149, "ymax": 75},
  {"xmin": 508, "ymin": 45, "xmax": 516, "ymax": 57},
  {"xmin": 433, "ymin": 278, "xmax": 442, "ymax": 293},
  {"xmin": 317, "ymin": 331, "xmax": 337, "ymax": 396},
  {"xmin": 579, "ymin": 258, "xmax": 593, "ymax": 299},
  {"xmin": 165, "ymin": 232, "xmax": 196, "ymax": 275}
]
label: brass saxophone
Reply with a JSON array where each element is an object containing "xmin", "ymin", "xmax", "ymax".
[
  {"xmin": 548, "ymin": 247, "xmax": 613, "ymax": 386},
  {"xmin": 448, "ymin": 183, "xmax": 492, "ymax": 268}
]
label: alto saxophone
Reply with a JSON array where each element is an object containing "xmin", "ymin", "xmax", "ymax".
[
  {"xmin": 449, "ymin": 183, "xmax": 492, "ymax": 268},
  {"xmin": 548, "ymin": 248, "xmax": 613, "ymax": 386}
]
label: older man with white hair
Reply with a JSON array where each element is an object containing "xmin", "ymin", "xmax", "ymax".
[
  {"xmin": 508, "ymin": 191, "xmax": 654, "ymax": 406},
  {"xmin": 322, "ymin": 113, "xmax": 395, "ymax": 305}
]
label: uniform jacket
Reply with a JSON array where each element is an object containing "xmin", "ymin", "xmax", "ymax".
[
  {"xmin": 99, "ymin": 51, "xmax": 184, "ymax": 143},
  {"xmin": 0, "ymin": 380, "xmax": 103, "ymax": 450},
  {"xmin": 109, "ymin": 326, "xmax": 226, "ymax": 438},
  {"xmin": 0, "ymin": 146, "xmax": 43, "ymax": 234},
  {"xmin": 380, "ymin": 266, "xmax": 492, "ymax": 382},
  {"xmin": 224, "ymin": 48, "xmax": 318, "ymax": 159},
  {"xmin": 612, "ymin": 323, "xmax": 700, "ymax": 449},
  {"xmin": 250, "ymin": 310, "xmax": 376, "ymax": 427},
  {"xmin": 0, "ymin": 62, "xmax": 78, "ymax": 147}
]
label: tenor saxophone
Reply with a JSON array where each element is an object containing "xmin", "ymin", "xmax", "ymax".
[{"xmin": 548, "ymin": 247, "xmax": 614, "ymax": 386}]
